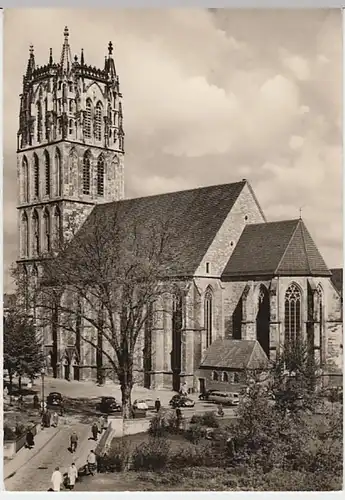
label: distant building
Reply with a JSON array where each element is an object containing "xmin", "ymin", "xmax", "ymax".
[{"xmin": 16, "ymin": 28, "xmax": 343, "ymax": 391}]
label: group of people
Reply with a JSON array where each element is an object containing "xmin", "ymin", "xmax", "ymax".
[
  {"xmin": 50, "ymin": 463, "xmax": 78, "ymax": 491},
  {"xmin": 41, "ymin": 409, "xmax": 60, "ymax": 429}
]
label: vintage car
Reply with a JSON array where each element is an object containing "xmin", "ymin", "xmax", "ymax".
[
  {"xmin": 169, "ymin": 394, "xmax": 195, "ymax": 408},
  {"xmin": 46, "ymin": 392, "xmax": 63, "ymax": 408},
  {"xmin": 207, "ymin": 391, "xmax": 240, "ymax": 406},
  {"xmin": 198, "ymin": 389, "xmax": 219, "ymax": 401},
  {"xmin": 96, "ymin": 396, "xmax": 122, "ymax": 414}
]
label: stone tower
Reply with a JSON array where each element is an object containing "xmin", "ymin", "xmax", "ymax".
[{"xmin": 17, "ymin": 27, "xmax": 125, "ymax": 273}]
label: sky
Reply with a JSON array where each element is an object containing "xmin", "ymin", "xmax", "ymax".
[{"xmin": 3, "ymin": 8, "xmax": 343, "ymax": 292}]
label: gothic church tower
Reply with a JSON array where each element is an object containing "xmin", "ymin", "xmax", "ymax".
[{"xmin": 17, "ymin": 27, "xmax": 124, "ymax": 272}]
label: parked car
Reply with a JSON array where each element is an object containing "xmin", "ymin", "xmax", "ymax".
[
  {"xmin": 199, "ymin": 389, "xmax": 218, "ymax": 401},
  {"xmin": 132, "ymin": 399, "xmax": 149, "ymax": 410},
  {"xmin": 46, "ymin": 392, "xmax": 63, "ymax": 408},
  {"xmin": 208, "ymin": 391, "xmax": 240, "ymax": 406},
  {"xmin": 169, "ymin": 394, "xmax": 195, "ymax": 408},
  {"xmin": 96, "ymin": 396, "xmax": 122, "ymax": 414}
]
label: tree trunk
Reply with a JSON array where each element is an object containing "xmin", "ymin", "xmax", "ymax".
[
  {"xmin": 121, "ymin": 384, "xmax": 133, "ymax": 420},
  {"xmin": 18, "ymin": 375, "xmax": 22, "ymax": 392}
]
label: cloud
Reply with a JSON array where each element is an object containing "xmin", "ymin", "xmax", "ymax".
[{"xmin": 2, "ymin": 9, "xmax": 342, "ymax": 291}]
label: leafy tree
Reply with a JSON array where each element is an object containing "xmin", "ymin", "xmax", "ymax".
[
  {"xmin": 4, "ymin": 306, "xmax": 44, "ymax": 393},
  {"xmin": 18, "ymin": 206, "xmax": 181, "ymax": 419}
]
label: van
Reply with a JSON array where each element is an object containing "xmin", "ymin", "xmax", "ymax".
[{"xmin": 209, "ymin": 391, "xmax": 240, "ymax": 406}]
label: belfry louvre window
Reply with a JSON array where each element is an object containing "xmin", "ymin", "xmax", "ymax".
[
  {"xmin": 284, "ymin": 283, "xmax": 302, "ymax": 346},
  {"xmin": 97, "ymin": 156, "xmax": 105, "ymax": 196},
  {"xmin": 22, "ymin": 156, "xmax": 29, "ymax": 202},
  {"xmin": 32, "ymin": 210, "xmax": 40, "ymax": 255},
  {"xmin": 36, "ymin": 101, "xmax": 42, "ymax": 142},
  {"xmin": 83, "ymin": 152, "xmax": 91, "ymax": 195},
  {"xmin": 34, "ymin": 154, "xmax": 40, "ymax": 198},
  {"xmin": 95, "ymin": 102, "xmax": 102, "ymax": 141},
  {"xmin": 43, "ymin": 209, "xmax": 51, "ymax": 252},
  {"xmin": 44, "ymin": 150, "xmax": 51, "ymax": 196},
  {"xmin": 84, "ymin": 99, "xmax": 92, "ymax": 139},
  {"xmin": 21, "ymin": 212, "xmax": 29, "ymax": 257}
]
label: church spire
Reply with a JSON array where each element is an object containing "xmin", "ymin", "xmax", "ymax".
[
  {"xmin": 60, "ymin": 26, "xmax": 72, "ymax": 72},
  {"xmin": 49, "ymin": 47, "xmax": 53, "ymax": 66},
  {"xmin": 26, "ymin": 45, "xmax": 35, "ymax": 79},
  {"xmin": 105, "ymin": 41, "xmax": 116, "ymax": 79}
]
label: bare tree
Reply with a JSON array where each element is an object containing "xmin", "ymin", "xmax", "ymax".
[{"xmin": 19, "ymin": 205, "xmax": 182, "ymax": 419}]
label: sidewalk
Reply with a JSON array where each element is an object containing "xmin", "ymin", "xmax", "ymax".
[{"xmin": 3, "ymin": 425, "xmax": 60, "ymax": 481}]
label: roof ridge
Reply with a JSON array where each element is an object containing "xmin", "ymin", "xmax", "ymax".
[
  {"xmin": 246, "ymin": 218, "xmax": 300, "ymax": 228},
  {"xmin": 97, "ymin": 180, "xmax": 247, "ymax": 208},
  {"xmin": 246, "ymin": 181, "xmax": 267, "ymax": 222},
  {"xmin": 274, "ymin": 219, "xmax": 300, "ymax": 274},
  {"xmin": 299, "ymin": 220, "xmax": 312, "ymax": 274},
  {"xmin": 247, "ymin": 342, "xmax": 257, "ymax": 368}
]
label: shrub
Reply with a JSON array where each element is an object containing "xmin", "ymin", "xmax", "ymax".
[
  {"xmin": 3, "ymin": 425, "xmax": 16, "ymax": 441},
  {"xmin": 190, "ymin": 411, "xmax": 219, "ymax": 428},
  {"xmin": 98, "ymin": 439, "xmax": 131, "ymax": 472},
  {"xmin": 184, "ymin": 423, "xmax": 205, "ymax": 444},
  {"xmin": 170, "ymin": 443, "xmax": 219, "ymax": 469},
  {"xmin": 131, "ymin": 436, "xmax": 170, "ymax": 471},
  {"xmin": 148, "ymin": 410, "xmax": 180, "ymax": 437}
]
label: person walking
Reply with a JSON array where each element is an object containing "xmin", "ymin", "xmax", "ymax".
[
  {"xmin": 51, "ymin": 466, "xmax": 63, "ymax": 492},
  {"xmin": 98, "ymin": 415, "xmax": 105, "ymax": 434},
  {"xmin": 87, "ymin": 450, "xmax": 97, "ymax": 476},
  {"xmin": 91, "ymin": 422, "xmax": 99, "ymax": 441},
  {"xmin": 52, "ymin": 412, "xmax": 59, "ymax": 428},
  {"xmin": 67, "ymin": 462, "xmax": 78, "ymax": 490},
  {"xmin": 33, "ymin": 394, "xmax": 39, "ymax": 410},
  {"xmin": 25, "ymin": 429, "xmax": 35, "ymax": 449},
  {"xmin": 70, "ymin": 431, "xmax": 78, "ymax": 453},
  {"xmin": 154, "ymin": 397, "xmax": 161, "ymax": 413}
]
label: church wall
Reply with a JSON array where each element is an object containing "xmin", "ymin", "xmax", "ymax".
[{"xmin": 195, "ymin": 182, "xmax": 266, "ymax": 278}]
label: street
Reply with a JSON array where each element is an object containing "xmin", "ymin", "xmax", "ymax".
[{"xmin": 4, "ymin": 376, "xmax": 237, "ymax": 491}]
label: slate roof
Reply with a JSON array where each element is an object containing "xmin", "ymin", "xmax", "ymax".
[
  {"xmin": 222, "ymin": 219, "xmax": 331, "ymax": 278},
  {"xmin": 330, "ymin": 268, "xmax": 343, "ymax": 296},
  {"xmin": 200, "ymin": 338, "xmax": 268, "ymax": 370},
  {"xmin": 67, "ymin": 181, "xmax": 246, "ymax": 278}
]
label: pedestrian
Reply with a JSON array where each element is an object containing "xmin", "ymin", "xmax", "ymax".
[
  {"xmin": 70, "ymin": 431, "xmax": 78, "ymax": 453},
  {"xmin": 91, "ymin": 422, "xmax": 99, "ymax": 441},
  {"xmin": 33, "ymin": 394, "xmax": 39, "ymax": 410},
  {"xmin": 217, "ymin": 403, "xmax": 224, "ymax": 417},
  {"xmin": 52, "ymin": 412, "xmax": 59, "ymax": 427},
  {"xmin": 67, "ymin": 462, "xmax": 78, "ymax": 490},
  {"xmin": 25, "ymin": 429, "xmax": 35, "ymax": 449},
  {"xmin": 51, "ymin": 466, "xmax": 63, "ymax": 492},
  {"xmin": 98, "ymin": 415, "xmax": 105, "ymax": 434},
  {"xmin": 87, "ymin": 450, "xmax": 97, "ymax": 476},
  {"xmin": 155, "ymin": 397, "xmax": 161, "ymax": 413}
]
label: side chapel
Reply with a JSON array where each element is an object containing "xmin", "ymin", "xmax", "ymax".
[{"xmin": 16, "ymin": 28, "xmax": 343, "ymax": 391}]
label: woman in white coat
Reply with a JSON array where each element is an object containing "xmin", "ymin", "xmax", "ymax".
[
  {"xmin": 67, "ymin": 462, "xmax": 78, "ymax": 490},
  {"xmin": 51, "ymin": 466, "xmax": 63, "ymax": 492}
]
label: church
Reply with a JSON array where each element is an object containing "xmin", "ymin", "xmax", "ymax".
[{"xmin": 16, "ymin": 28, "xmax": 343, "ymax": 392}]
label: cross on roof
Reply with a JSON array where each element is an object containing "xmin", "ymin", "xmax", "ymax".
[{"xmin": 108, "ymin": 41, "xmax": 113, "ymax": 55}]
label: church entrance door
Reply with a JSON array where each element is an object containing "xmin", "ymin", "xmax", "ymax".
[
  {"xmin": 73, "ymin": 365, "xmax": 80, "ymax": 381},
  {"xmin": 144, "ymin": 371, "xmax": 151, "ymax": 389},
  {"xmin": 64, "ymin": 363, "xmax": 70, "ymax": 381},
  {"xmin": 256, "ymin": 286, "xmax": 270, "ymax": 358}
]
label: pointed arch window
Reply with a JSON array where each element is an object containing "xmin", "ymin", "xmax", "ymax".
[
  {"xmin": 32, "ymin": 210, "xmax": 40, "ymax": 255},
  {"xmin": 205, "ymin": 288, "xmax": 213, "ymax": 348},
  {"xmin": 55, "ymin": 148, "xmax": 62, "ymax": 197},
  {"xmin": 36, "ymin": 101, "xmax": 42, "ymax": 142},
  {"xmin": 22, "ymin": 156, "xmax": 29, "ymax": 203},
  {"xmin": 84, "ymin": 99, "xmax": 92, "ymax": 139},
  {"xmin": 83, "ymin": 151, "xmax": 91, "ymax": 195},
  {"xmin": 69, "ymin": 119, "xmax": 73, "ymax": 135},
  {"xmin": 94, "ymin": 102, "xmax": 103, "ymax": 141},
  {"xmin": 53, "ymin": 206, "xmax": 62, "ymax": 248},
  {"xmin": 284, "ymin": 283, "xmax": 302, "ymax": 347},
  {"xmin": 22, "ymin": 265, "xmax": 29, "ymax": 310},
  {"xmin": 97, "ymin": 155, "xmax": 105, "ymax": 196},
  {"xmin": 21, "ymin": 212, "xmax": 29, "ymax": 257},
  {"xmin": 44, "ymin": 150, "xmax": 51, "ymax": 196},
  {"xmin": 32, "ymin": 264, "xmax": 38, "ymax": 323},
  {"xmin": 33, "ymin": 153, "xmax": 39, "ymax": 198},
  {"xmin": 43, "ymin": 209, "xmax": 51, "ymax": 252}
]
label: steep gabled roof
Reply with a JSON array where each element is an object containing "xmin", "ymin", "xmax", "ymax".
[
  {"xmin": 222, "ymin": 219, "xmax": 331, "ymax": 278},
  {"xmin": 330, "ymin": 268, "xmax": 343, "ymax": 297},
  {"xmin": 70, "ymin": 181, "xmax": 246, "ymax": 278},
  {"xmin": 200, "ymin": 338, "xmax": 268, "ymax": 370}
]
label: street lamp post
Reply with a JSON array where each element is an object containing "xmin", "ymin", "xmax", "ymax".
[{"xmin": 41, "ymin": 367, "xmax": 45, "ymax": 414}]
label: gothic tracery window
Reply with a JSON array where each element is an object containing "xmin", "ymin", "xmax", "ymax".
[
  {"xmin": 84, "ymin": 98, "xmax": 92, "ymax": 139},
  {"xmin": 205, "ymin": 288, "xmax": 213, "ymax": 348},
  {"xmin": 22, "ymin": 156, "xmax": 29, "ymax": 203},
  {"xmin": 21, "ymin": 212, "xmax": 29, "ymax": 257},
  {"xmin": 284, "ymin": 283, "xmax": 302, "ymax": 346},
  {"xmin": 44, "ymin": 150, "xmax": 51, "ymax": 196},
  {"xmin": 94, "ymin": 101, "xmax": 103, "ymax": 141},
  {"xmin": 97, "ymin": 155, "xmax": 105, "ymax": 196},
  {"xmin": 53, "ymin": 206, "xmax": 62, "ymax": 248},
  {"xmin": 33, "ymin": 153, "xmax": 40, "ymax": 198},
  {"xmin": 55, "ymin": 148, "xmax": 62, "ymax": 197},
  {"xmin": 83, "ymin": 151, "xmax": 91, "ymax": 195},
  {"xmin": 32, "ymin": 210, "xmax": 40, "ymax": 255},
  {"xmin": 43, "ymin": 209, "xmax": 51, "ymax": 252}
]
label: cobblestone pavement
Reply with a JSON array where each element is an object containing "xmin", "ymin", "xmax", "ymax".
[{"xmin": 4, "ymin": 418, "xmax": 94, "ymax": 492}]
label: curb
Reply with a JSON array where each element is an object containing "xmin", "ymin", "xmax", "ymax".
[{"xmin": 3, "ymin": 427, "xmax": 61, "ymax": 482}]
